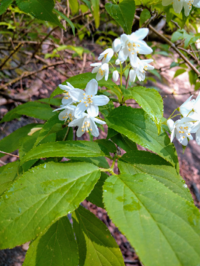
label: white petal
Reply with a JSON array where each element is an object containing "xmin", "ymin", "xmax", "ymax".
[
  {"xmin": 75, "ymin": 102, "xmax": 87, "ymax": 118},
  {"xmin": 94, "ymin": 117, "xmax": 106, "ymax": 125},
  {"xmin": 96, "ymin": 72, "xmax": 103, "ymax": 81},
  {"xmin": 129, "ymin": 69, "xmax": 137, "ymax": 82},
  {"xmin": 90, "ymin": 62, "xmax": 102, "ymax": 67},
  {"xmin": 183, "ymin": 1, "xmax": 191, "ymax": 16},
  {"xmin": 194, "ymin": 0, "xmax": 200, "ymax": 7},
  {"xmin": 131, "ymin": 28, "xmax": 149, "ymax": 40},
  {"xmin": 92, "ymin": 66, "xmax": 100, "ymax": 74},
  {"xmin": 167, "ymin": 119, "xmax": 175, "ymax": 131},
  {"xmin": 93, "ymin": 95, "xmax": 109, "ymax": 106},
  {"xmin": 90, "ymin": 118, "xmax": 99, "ymax": 137},
  {"xmin": 58, "ymin": 110, "xmax": 68, "ymax": 121},
  {"xmin": 112, "ymin": 38, "xmax": 122, "ymax": 52},
  {"xmin": 173, "ymin": 0, "xmax": 183, "ymax": 13},
  {"xmin": 59, "ymin": 84, "xmax": 71, "ymax": 91},
  {"xmin": 179, "ymin": 95, "xmax": 193, "ymax": 117},
  {"xmin": 118, "ymin": 48, "xmax": 128, "ymax": 63},
  {"xmin": 196, "ymin": 128, "xmax": 200, "ymax": 145},
  {"xmin": 129, "ymin": 52, "xmax": 138, "ymax": 67},
  {"xmin": 87, "ymin": 105, "xmax": 99, "ymax": 117},
  {"xmin": 68, "ymin": 116, "xmax": 85, "ymax": 127},
  {"xmin": 115, "ymin": 59, "xmax": 121, "ymax": 65},
  {"xmin": 99, "ymin": 48, "xmax": 114, "ymax": 63},
  {"xmin": 66, "ymin": 82, "xmax": 74, "ymax": 89},
  {"xmin": 69, "ymin": 89, "xmax": 84, "ymax": 101},
  {"xmin": 137, "ymin": 40, "xmax": 153, "ymax": 54},
  {"xmin": 112, "ymin": 70, "xmax": 119, "ymax": 82},
  {"xmin": 170, "ymin": 129, "xmax": 175, "ymax": 142},
  {"xmin": 162, "ymin": 0, "xmax": 173, "ymax": 6},
  {"xmin": 62, "ymin": 98, "xmax": 73, "ymax": 106},
  {"xmin": 85, "ymin": 79, "xmax": 98, "ymax": 96},
  {"xmin": 137, "ymin": 70, "xmax": 145, "ymax": 81}
]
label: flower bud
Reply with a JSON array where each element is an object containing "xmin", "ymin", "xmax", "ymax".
[
  {"xmin": 112, "ymin": 38, "xmax": 122, "ymax": 52},
  {"xmin": 115, "ymin": 59, "xmax": 121, "ymax": 65},
  {"xmin": 112, "ymin": 70, "xmax": 119, "ymax": 82}
]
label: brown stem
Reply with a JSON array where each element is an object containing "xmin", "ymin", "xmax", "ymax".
[
  {"xmin": 0, "ymin": 151, "xmax": 19, "ymax": 158},
  {"xmin": 0, "ymin": 43, "xmax": 22, "ymax": 70}
]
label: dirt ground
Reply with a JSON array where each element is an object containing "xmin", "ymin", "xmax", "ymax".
[{"xmin": 0, "ymin": 38, "xmax": 200, "ymax": 266}]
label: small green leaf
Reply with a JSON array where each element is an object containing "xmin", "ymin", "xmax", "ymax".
[
  {"xmin": 86, "ymin": 172, "xmax": 108, "ymax": 208},
  {"xmin": 118, "ymin": 150, "xmax": 192, "ymax": 202},
  {"xmin": 123, "ymin": 86, "xmax": 163, "ymax": 133},
  {"xmin": 54, "ymin": 9, "xmax": 75, "ymax": 35},
  {"xmin": 106, "ymin": 106, "xmax": 178, "ymax": 168},
  {"xmin": 21, "ymin": 141, "xmax": 110, "ymax": 163},
  {"xmin": 105, "ymin": 0, "xmax": 135, "ymax": 34},
  {"xmin": 0, "ymin": 0, "xmax": 14, "ymax": 15},
  {"xmin": 81, "ymin": 0, "xmax": 91, "ymax": 11},
  {"xmin": 0, "ymin": 124, "xmax": 38, "ymax": 158},
  {"xmin": 103, "ymin": 174, "xmax": 200, "ymax": 266},
  {"xmin": 174, "ymin": 68, "xmax": 186, "ymax": 78},
  {"xmin": 0, "ymin": 102, "xmax": 54, "ymax": 123},
  {"xmin": 0, "ymin": 161, "xmax": 19, "ymax": 196},
  {"xmin": 23, "ymin": 216, "xmax": 78, "ymax": 266},
  {"xmin": 0, "ymin": 161, "xmax": 100, "ymax": 249},
  {"xmin": 16, "ymin": 0, "xmax": 62, "ymax": 27},
  {"xmin": 73, "ymin": 206, "xmax": 125, "ymax": 266},
  {"xmin": 69, "ymin": 0, "xmax": 79, "ymax": 14},
  {"xmin": 139, "ymin": 9, "xmax": 151, "ymax": 27},
  {"xmin": 91, "ymin": 0, "xmax": 100, "ymax": 28}
]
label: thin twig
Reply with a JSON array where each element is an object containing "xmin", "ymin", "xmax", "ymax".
[
  {"xmin": 134, "ymin": 15, "xmax": 200, "ymax": 77},
  {"xmin": 0, "ymin": 151, "xmax": 19, "ymax": 158},
  {"xmin": 0, "ymin": 43, "xmax": 22, "ymax": 70},
  {"xmin": 0, "ymin": 61, "xmax": 66, "ymax": 90},
  {"xmin": 0, "ymin": 159, "xmax": 6, "ymax": 165}
]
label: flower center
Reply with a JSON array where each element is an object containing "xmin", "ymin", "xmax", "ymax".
[
  {"xmin": 62, "ymin": 112, "xmax": 73, "ymax": 121},
  {"xmin": 82, "ymin": 120, "xmax": 92, "ymax": 133},
  {"xmin": 82, "ymin": 93, "xmax": 93, "ymax": 107},
  {"xmin": 63, "ymin": 91, "xmax": 71, "ymax": 100},
  {"xmin": 178, "ymin": 125, "xmax": 191, "ymax": 138},
  {"xmin": 99, "ymin": 68, "xmax": 105, "ymax": 76}
]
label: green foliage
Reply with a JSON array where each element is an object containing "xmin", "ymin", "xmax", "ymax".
[
  {"xmin": 23, "ymin": 216, "xmax": 78, "ymax": 266},
  {"xmin": 73, "ymin": 206, "xmax": 125, "ymax": 266},
  {"xmin": 171, "ymin": 29, "xmax": 200, "ymax": 48},
  {"xmin": 16, "ymin": 0, "xmax": 62, "ymax": 27},
  {"xmin": 0, "ymin": 162, "xmax": 100, "ymax": 249},
  {"xmin": 54, "ymin": 9, "xmax": 75, "ymax": 35},
  {"xmin": 91, "ymin": 0, "xmax": 100, "ymax": 28},
  {"xmin": 0, "ymin": 0, "xmax": 14, "ymax": 15},
  {"xmin": 106, "ymin": 106, "xmax": 178, "ymax": 168},
  {"xmin": 69, "ymin": 0, "xmax": 79, "ymax": 15},
  {"xmin": 139, "ymin": 9, "xmax": 151, "ymax": 26},
  {"xmin": 105, "ymin": 0, "xmax": 135, "ymax": 34},
  {"xmin": 103, "ymin": 173, "xmax": 200, "ymax": 266}
]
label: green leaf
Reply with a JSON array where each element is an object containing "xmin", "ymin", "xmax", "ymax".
[
  {"xmin": 16, "ymin": 0, "xmax": 62, "ymax": 27},
  {"xmin": 174, "ymin": 68, "xmax": 186, "ymax": 78},
  {"xmin": 0, "ymin": 161, "xmax": 19, "ymax": 196},
  {"xmin": 73, "ymin": 206, "xmax": 125, "ymax": 266},
  {"xmin": 0, "ymin": 0, "xmax": 14, "ymax": 15},
  {"xmin": 69, "ymin": 0, "xmax": 79, "ymax": 14},
  {"xmin": 70, "ymin": 156, "xmax": 109, "ymax": 169},
  {"xmin": 0, "ymin": 161, "xmax": 100, "ymax": 249},
  {"xmin": 105, "ymin": 0, "xmax": 135, "ymax": 34},
  {"xmin": 106, "ymin": 106, "xmax": 178, "ymax": 169},
  {"xmin": 51, "ymin": 72, "xmax": 116, "ymax": 99},
  {"xmin": 86, "ymin": 172, "xmax": 108, "ymax": 208},
  {"xmin": 139, "ymin": 9, "xmax": 151, "ymax": 27},
  {"xmin": 118, "ymin": 150, "xmax": 192, "ymax": 202},
  {"xmin": 95, "ymin": 139, "xmax": 117, "ymax": 153},
  {"xmin": 81, "ymin": 0, "xmax": 91, "ymax": 11},
  {"xmin": 54, "ymin": 9, "xmax": 75, "ymax": 35},
  {"xmin": 21, "ymin": 141, "xmax": 110, "ymax": 163},
  {"xmin": 188, "ymin": 70, "xmax": 198, "ymax": 85},
  {"xmin": 0, "ymin": 124, "xmax": 38, "ymax": 158},
  {"xmin": 103, "ymin": 174, "xmax": 200, "ymax": 266},
  {"xmin": 111, "ymin": 133, "xmax": 137, "ymax": 152},
  {"xmin": 0, "ymin": 102, "xmax": 54, "ymax": 123},
  {"xmin": 91, "ymin": 0, "xmax": 100, "ymax": 28},
  {"xmin": 171, "ymin": 30, "xmax": 183, "ymax": 43},
  {"xmin": 23, "ymin": 216, "xmax": 78, "ymax": 266},
  {"xmin": 123, "ymin": 86, "xmax": 163, "ymax": 133}
]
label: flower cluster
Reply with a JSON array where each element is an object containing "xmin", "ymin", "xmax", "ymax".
[
  {"xmin": 167, "ymin": 94, "xmax": 200, "ymax": 146},
  {"xmin": 54, "ymin": 79, "xmax": 109, "ymax": 137},
  {"xmin": 91, "ymin": 28, "xmax": 154, "ymax": 83},
  {"xmin": 162, "ymin": 0, "xmax": 200, "ymax": 16}
]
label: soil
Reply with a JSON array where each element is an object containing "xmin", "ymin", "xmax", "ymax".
[{"xmin": 0, "ymin": 36, "xmax": 200, "ymax": 266}]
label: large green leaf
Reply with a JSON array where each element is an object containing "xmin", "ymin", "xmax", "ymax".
[
  {"xmin": 23, "ymin": 216, "xmax": 78, "ymax": 266},
  {"xmin": 123, "ymin": 87, "xmax": 163, "ymax": 133},
  {"xmin": 0, "ymin": 102, "xmax": 54, "ymax": 123},
  {"xmin": 103, "ymin": 174, "xmax": 200, "ymax": 266},
  {"xmin": 111, "ymin": 133, "xmax": 137, "ymax": 152},
  {"xmin": 51, "ymin": 72, "xmax": 116, "ymax": 99},
  {"xmin": 21, "ymin": 140, "xmax": 111, "ymax": 164},
  {"xmin": 91, "ymin": 0, "xmax": 99, "ymax": 28},
  {"xmin": 118, "ymin": 150, "xmax": 192, "ymax": 202},
  {"xmin": 105, "ymin": 0, "xmax": 135, "ymax": 34},
  {"xmin": 0, "ymin": 123, "xmax": 38, "ymax": 158},
  {"xmin": 86, "ymin": 172, "xmax": 108, "ymax": 208},
  {"xmin": 0, "ymin": 161, "xmax": 19, "ymax": 196},
  {"xmin": 16, "ymin": 0, "xmax": 62, "ymax": 27},
  {"xmin": 0, "ymin": 161, "xmax": 100, "ymax": 249},
  {"xmin": 0, "ymin": 0, "xmax": 14, "ymax": 15},
  {"xmin": 73, "ymin": 206, "xmax": 125, "ymax": 266},
  {"xmin": 106, "ymin": 106, "xmax": 178, "ymax": 169}
]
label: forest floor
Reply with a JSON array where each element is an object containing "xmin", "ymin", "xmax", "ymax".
[{"xmin": 0, "ymin": 35, "xmax": 200, "ymax": 266}]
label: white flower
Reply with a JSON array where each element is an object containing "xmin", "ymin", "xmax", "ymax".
[
  {"xmin": 69, "ymin": 79, "xmax": 109, "ymax": 118},
  {"xmin": 117, "ymin": 28, "xmax": 153, "ymax": 67},
  {"xmin": 180, "ymin": 93, "xmax": 200, "ymax": 120},
  {"xmin": 162, "ymin": 0, "xmax": 200, "ymax": 16},
  {"xmin": 90, "ymin": 62, "xmax": 109, "ymax": 81},
  {"xmin": 58, "ymin": 105, "xmax": 76, "ymax": 122},
  {"xmin": 112, "ymin": 38, "xmax": 123, "ymax": 53},
  {"xmin": 115, "ymin": 59, "xmax": 121, "ymax": 65},
  {"xmin": 167, "ymin": 117, "xmax": 194, "ymax": 146},
  {"xmin": 98, "ymin": 48, "xmax": 114, "ymax": 63},
  {"xmin": 191, "ymin": 121, "xmax": 200, "ymax": 145},
  {"xmin": 129, "ymin": 58, "xmax": 154, "ymax": 82},
  {"xmin": 59, "ymin": 82, "xmax": 75, "ymax": 106},
  {"xmin": 68, "ymin": 111, "xmax": 106, "ymax": 137},
  {"xmin": 112, "ymin": 70, "xmax": 119, "ymax": 82}
]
